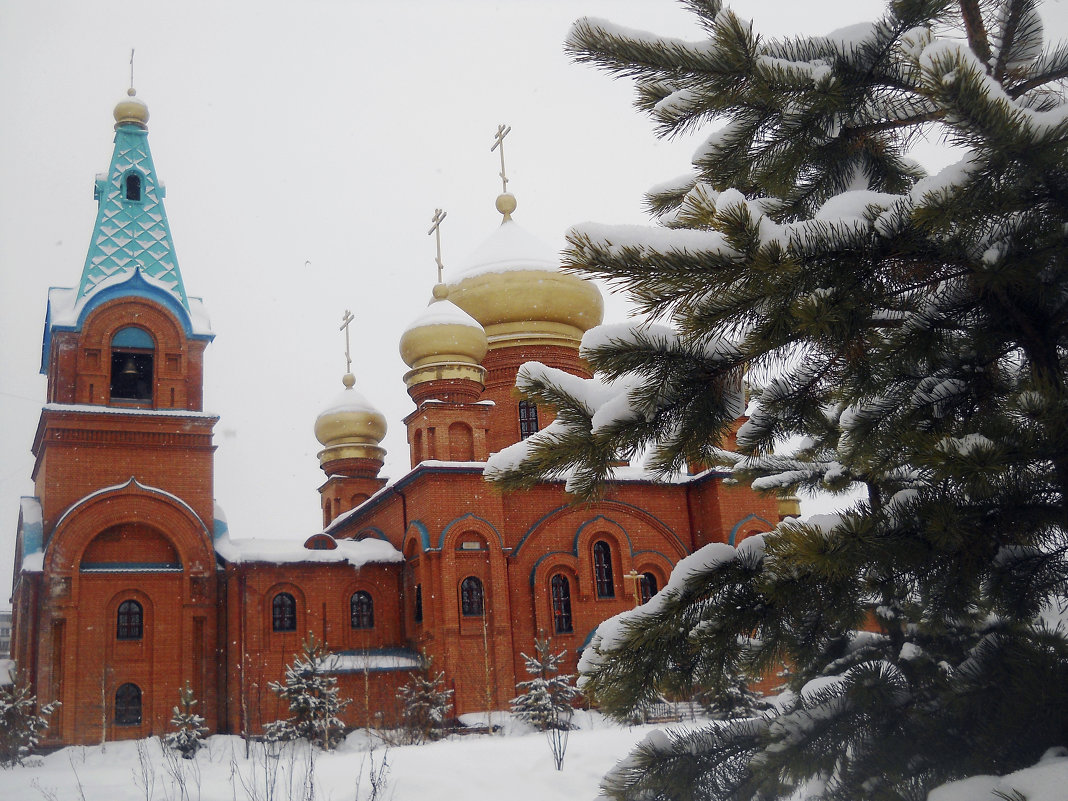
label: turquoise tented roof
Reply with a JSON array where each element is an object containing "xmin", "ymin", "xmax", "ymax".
[{"xmin": 76, "ymin": 121, "xmax": 188, "ymax": 309}]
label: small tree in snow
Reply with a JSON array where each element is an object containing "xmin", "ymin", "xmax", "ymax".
[
  {"xmin": 512, "ymin": 638, "xmax": 580, "ymax": 771},
  {"xmin": 265, "ymin": 633, "xmax": 348, "ymax": 750},
  {"xmin": 511, "ymin": 638, "xmax": 580, "ymax": 731},
  {"xmin": 164, "ymin": 682, "xmax": 209, "ymax": 759},
  {"xmin": 397, "ymin": 656, "xmax": 453, "ymax": 744},
  {"xmin": 0, "ymin": 670, "xmax": 58, "ymax": 767}
]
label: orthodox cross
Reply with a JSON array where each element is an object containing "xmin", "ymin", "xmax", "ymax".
[
  {"xmin": 624, "ymin": 569, "xmax": 644, "ymax": 608},
  {"xmin": 339, "ymin": 310, "xmax": 355, "ymax": 375},
  {"xmin": 428, "ymin": 208, "xmax": 447, "ymax": 284},
  {"xmin": 129, "ymin": 49, "xmax": 136, "ymax": 91},
  {"xmin": 491, "ymin": 124, "xmax": 512, "ymax": 194}
]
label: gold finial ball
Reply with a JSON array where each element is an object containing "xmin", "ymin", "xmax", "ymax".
[
  {"xmin": 432, "ymin": 283, "xmax": 450, "ymax": 300},
  {"xmin": 114, "ymin": 88, "xmax": 150, "ymax": 130},
  {"xmin": 496, "ymin": 193, "xmax": 517, "ymax": 217},
  {"xmin": 342, "ymin": 372, "xmax": 356, "ymax": 389}
]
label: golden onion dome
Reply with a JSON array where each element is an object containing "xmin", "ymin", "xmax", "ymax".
[
  {"xmin": 399, "ymin": 284, "xmax": 488, "ymax": 391},
  {"xmin": 114, "ymin": 88, "xmax": 150, "ymax": 130},
  {"xmin": 314, "ymin": 374, "xmax": 387, "ymax": 466},
  {"xmin": 447, "ymin": 198, "xmax": 603, "ymax": 349}
]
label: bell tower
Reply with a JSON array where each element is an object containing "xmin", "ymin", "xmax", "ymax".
[{"xmin": 12, "ymin": 89, "xmax": 221, "ymax": 745}]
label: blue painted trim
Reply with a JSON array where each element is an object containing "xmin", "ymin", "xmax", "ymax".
[
  {"xmin": 728, "ymin": 514, "xmax": 773, "ymax": 545},
  {"xmin": 512, "ymin": 504, "xmax": 572, "ymax": 557},
  {"xmin": 112, "ymin": 326, "xmax": 154, "ymax": 348},
  {"xmin": 355, "ymin": 526, "xmax": 389, "ymax": 542},
  {"xmin": 573, "ymin": 515, "xmax": 635, "ymax": 555},
  {"xmin": 19, "ymin": 498, "xmax": 43, "ymax": 560},
  {"xmin": 407, "ymin": 521, "xmax": 431, "ymax": 552},
  {"xmin": 438, "ymin": 513, "xmax": 503, "ymax": 550},
  {"xmin": 528, "ymin": 551, "xmax": 572, "ymax": 589},
  {"xmin": 630, "ymin": 548, "xmax": 676, "ymax": 565}
]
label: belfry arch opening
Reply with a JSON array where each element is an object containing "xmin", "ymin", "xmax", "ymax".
[{"xmin": 109, "ymin": 326, "xmax": 154, "ymax": 403}]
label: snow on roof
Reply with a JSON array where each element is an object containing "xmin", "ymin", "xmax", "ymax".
[
  {"xmin": 214, "ymin": 531, "xmax": 402, "ymax": 567},
  {"xmin": 318, "ymin": 649, "xmax": 422, "ymax": 674},
  {"xmin": 453, "ymin": 219, "xmax": 559, "ymax": 278},
  {"xmin": 401, "ymin": 298, "xmax": 484, "ymax": 336},
  {"xmin": 317, "ymin": 386, "xmax": 383, "ymax": 418},
  {"xmin": 46, "ymin": 271, "xmax": 213, "ymax": 338},
  {"xmin": 43, "ymin": 403, "xmax": 218, "ymax": 419}
]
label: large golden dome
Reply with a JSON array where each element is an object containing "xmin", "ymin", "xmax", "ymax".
[
  {"xmin": 114, "ymin": 88, "xmax": 149, "ymax": 130},
  {"xmin": 314, "ymin": 374, "xmax": 387, "ymax": 466},
  {"xmin": 447, "ymin": 210, "xmax": 603, "ymax": 349},
  {"xmin": 399, "ymin": 284, "xmax": 488, "ymax": 389}
]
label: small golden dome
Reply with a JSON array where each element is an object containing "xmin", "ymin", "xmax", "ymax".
[
  {"xmin": 447, "ymin": 219, "xmax": 603, "ymax": 349},
  {"xmin": 400, "ymin": 294, "xmax": 488, "ymax": 369},
  {"xmin": 114, "ymin": 88, "xmax": 149, "ymax": 130},
  {"xmin": 314, "ymin": 380, "xmax": 387, "ymax": 466}
]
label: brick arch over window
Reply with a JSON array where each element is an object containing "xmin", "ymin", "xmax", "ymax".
[
  {"xmin": 45, "ymin": 479, "xmax": 214, "ymax": 583},
  {"xmin": 439, "ymin": 513, "xmax": 503, "ymax": 552},
  {"xmin": 728, "ymin": 514, "xmax": 774, "ymax": 546}
]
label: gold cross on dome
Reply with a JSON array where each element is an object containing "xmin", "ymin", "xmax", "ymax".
[
  {"xmin": 129, "ymin": 49, "xmax": 135, "ymax": 91},
  {"xmin": 339, "ymin": 310, "xmax": 355, "ymax": 374},
  {"xmin": 428, "ymin": 208, "xmax": 447, "ymax": 284},
  {"xmin": 491, "ymin": 124, "xmax": 512, "ymax": 194}
]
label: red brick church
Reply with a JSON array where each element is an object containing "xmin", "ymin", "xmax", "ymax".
[{"xmin": 8, "ymin": 90, "xmax": 786, "ymax": 745}]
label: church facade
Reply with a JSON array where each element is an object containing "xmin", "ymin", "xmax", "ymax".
[{"xmin": 9, "ymin": 91, "xmax": 787, "ymax": 746}]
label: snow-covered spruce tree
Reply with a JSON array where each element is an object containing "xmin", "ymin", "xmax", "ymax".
[
  {"xmin": 0, "ymin": 671, "xmax": 58, "ymax": 767},
  {"xmin": 510, "ymin": 638, "xmax": 581, "ymax": 731},
  {"xmin": 486, "ymin": 1, "xmax": 1068, "ymax": 798},
  {"xmin": 265, "ymin": 633, "xmax": 349, "ymax": 750},
  {"xmin": 164, "ymin": 682, "xmax": 209, "ymax": 759},
  {"xmin": 397, "ymin": 657, "xmax": 453, "ymax": 744}
]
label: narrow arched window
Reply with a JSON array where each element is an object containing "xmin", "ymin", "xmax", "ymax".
[
  {"xmin": 460, "ymin": 576, "xmax": 484, "ymax": 616},
  {"xmin": 414, "ymin": 584, "xmax": 423, "ymax": 623},
  {"xmin": 639, "ymin": 572, "xmax": 658, "ymax": 604},
  {"xmin": 551, "ymin": 574, "xmax": 573, "ymax": 634},
  {"xmin": 518, "ymin": 400, "xmax": 539, "ymax": 439},
  {"xmin": 115, "ymin": 683, "xmax": 142, "ymax": 726},
  {"xmin": 117, "ymin": 599, "xmax": 143, "ymax": 640},
  {"xmin": 272, "ymin": 592, "xmax": 297, "ymax": 632},
  {"xmin": 351, "ymin": 591, "xmax": 374, "ymax": 629},
  {"xmin": 125, "ymin": 173, "xmax": 142, "ymax": 201},
  {"xmin": 594, "ymin": 541, "xmax": 615, "ymax": 598}
]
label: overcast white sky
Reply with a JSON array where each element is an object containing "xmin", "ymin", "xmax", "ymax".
[{"xmin": 2, "ymin": 0, "xmax": 1066, "ymax": 603}]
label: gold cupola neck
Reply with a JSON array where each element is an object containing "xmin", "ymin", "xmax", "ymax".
[{"xmin": 114, "ymin": 87, "xmax": 150, "ymax": 130}]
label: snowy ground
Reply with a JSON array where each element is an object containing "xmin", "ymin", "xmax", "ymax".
[{"xmin": 2, "ymin": 711, "xmax": 1066, "ymax": 801}]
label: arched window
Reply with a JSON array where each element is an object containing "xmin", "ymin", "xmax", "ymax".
[
  {"xmin": 116, "ymin": 599, "xmax": 143, "ymax": 640},
  {"xmin": 351, "ymin": 591, "xmax": 374, "ymax": 629},
  {"xmin": 414, "ymin": 584, "xmax": 423, "ymax": 623},
  {"xmin": 593, "ymin": 541, "xmax": 615, "ymax": 598},
  {"xmin": 115, "ymin": 683, "xmax": 142, "ymax": 726},
  {"xmin": 272, "ymin": 592, "xmax": 297, "ymax": 632},
  {"xmin": 518, "ymin": 400, "xmax": 539, "ymax": 439},
  {"xmin": 460, "ymin": 576, "xmax": 484, "ymax": 616},
  {"xmin": 125, "ymin": 173, "xmax": 142, "ymax": 201},
  {"xmin": 551, "ymin": 574, "xmax": 573, "ymax": 633},
  {"xmin": 639, "ymin": 572, "xmax": 658, "ymax": 604}
]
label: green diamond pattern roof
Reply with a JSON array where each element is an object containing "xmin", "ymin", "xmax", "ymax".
[{"xmin": 76, "ymin": 124, "xmax": 188, "ymax": 308}]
